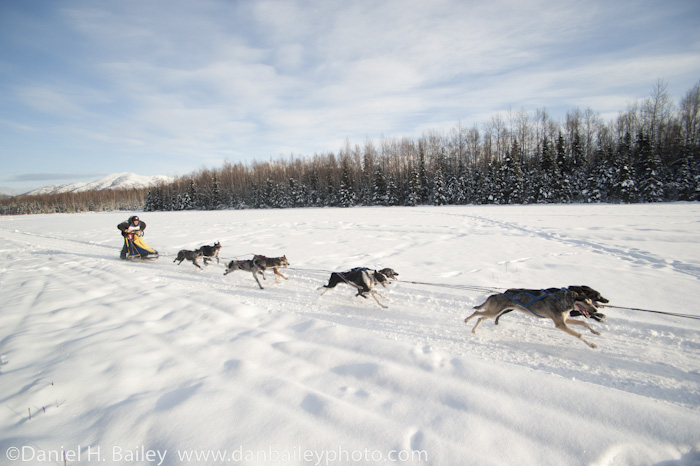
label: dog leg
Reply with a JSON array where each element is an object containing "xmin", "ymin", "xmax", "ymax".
[
  {"xmin": 566, "ymin": 318, "xmax": 601, "ymax": 336},
  {"xmin": 553, "ymin": 320, "xmax": 598, "ymax": 348},
  {"xmin": 471, "ymin": 317, "xmax": 490, "ymax": 333},
  {"xmin": 464, "ymin": 311, "xmax": 492, "ymax": 333},
  {"xmin": 370, "ymin": 291, "xmax": 388, "ymax": 309},
  {"xmin": 464, "ymin": 302, "xmax": 510, "ymax": 333},
  {"xmin": 494, "ymin": 309, "xmax": 515, "ymax": 325},
  {"xmin": 193, "ymin": 260, "xmax": 202, "ymax": 270},
  {"xmin": 275, "ymin": 269, "xmax": 288, "ymax": 281},
  {"xmin": 252, "ymin": 272, "xmax": 264, "ymax": 289}
]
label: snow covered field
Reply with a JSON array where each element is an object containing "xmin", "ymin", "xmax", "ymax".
[{"xmin": 1, "ymin": 204, "xmax": 699, "ymax": 466}]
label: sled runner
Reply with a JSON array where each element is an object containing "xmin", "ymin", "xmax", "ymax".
[{"xmin": 124, "ymin": 232, "xmax": 159, "ymax": 261}]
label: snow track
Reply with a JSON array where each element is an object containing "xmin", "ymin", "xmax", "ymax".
[{"xmin": 1, "ymin": 205, "xmax": 699, "ymax": 466}]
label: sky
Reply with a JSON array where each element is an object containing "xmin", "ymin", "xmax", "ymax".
[{"xmin": 1, "ymin": 0, "xmax": 699, "ymax": 194}]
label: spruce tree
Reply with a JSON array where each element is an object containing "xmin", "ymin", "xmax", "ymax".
[
  {"xmin": 187, "ymin": 179, "xmax": 198, "ymax": 210},
  {"xmin": 407, "ymin": 166, "xmax": 421, "ymax": 206},
  {"xmin": 432, "ymin": 165, "xmax": 448, "ymax": 205},
  {"xmin": 637, "ymin": 131, "xmax": 665, "ymax": 202},
  {"xmin": 338, "ymin": 163, "xmax": 356, "ymax": 207},
  {"xmin": 211, "ymin": 174, "xmax": 224, "ymax": 209},
  {"xmin": 372, "ymin": 165, "xmax": 388, "ymax": 206},
  {"xmin": 555, "ymin": 132, "xmax": 572, "ymax": 202}
]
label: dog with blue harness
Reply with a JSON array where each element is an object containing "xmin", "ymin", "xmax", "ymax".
[
  {"xmin": 494, "ymin": 285, "xmax": 609, "ymax": 325},
  {"xmin": 464, "ymin": 287, "xmax": 602, "ymax": 348}
]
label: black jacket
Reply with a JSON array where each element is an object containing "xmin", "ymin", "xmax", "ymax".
[{"xmin": 117, "ymin": 216, "xmax": 147, "ymax": 237}]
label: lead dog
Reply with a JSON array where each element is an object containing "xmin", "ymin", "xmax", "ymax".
[
  {"xmin": 567, "ymin": 285, "xmax": 609, "ymax": 320},
  {"xmin": 253, "ymin": 255, "xmax": 289, "ymax": 282},
  {"xmin": 224, "ymin": 259, "xmax": 265, "ymax": 289},
  {"xmin": 174, "ymin": 249, "xmax": 204, "ymax": 269},
  {"xmin": 464, "ymin": 288, "xmax": 601, "ymax": 348},
  {"xmin": 494, "ymin": 285, "xmax": 609, "ymax": 325},
  {"xmin": 199, "ymin": 242, "xmax": 222, "ymax": 265},
  {"xmin": 318, "ymin": 267, "xmax": 399, "ymax": 308}
]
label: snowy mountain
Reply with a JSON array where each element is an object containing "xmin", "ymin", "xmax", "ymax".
[{"xmin": 25, "ymin": 172, "xmax": 173, "ymax": 195}]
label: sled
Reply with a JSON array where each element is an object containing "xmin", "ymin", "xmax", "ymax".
[{"xmin": 124, "ymin": 232, "xmax": 159, "ymax": 261}]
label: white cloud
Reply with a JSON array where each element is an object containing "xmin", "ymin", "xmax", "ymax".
[{"xmin": 3, "ymin": 0, "xmax": 699, "ymax": 188}]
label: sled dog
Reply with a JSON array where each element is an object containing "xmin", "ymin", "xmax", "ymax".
[
  {"xmin": 199, "ymin": 242, "xmax": 222, "ymax": 265},
  {"xmin": 253, "ymin": 255, "xmax": 289, "ymax": 282},
  {"xmin": 224, "ymin": 259, "xmax": 265, "ymax": 289},
  {"xmin": 464, "ymin": 288, "xmax": 601, "ymax": 348},
  {"xmin": 318, "ymin": 267, "xmax": 399, "ymax": 309},
  {"xmin": 173, "ymin": 249, "xmax": 204, "ymax": 269},
  {"xmin": 494, "ymin": 285, "xmax": 609, "ymax": 325}
]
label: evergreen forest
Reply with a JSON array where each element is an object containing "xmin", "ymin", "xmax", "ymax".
[{"xmin": 3, "ymin": 80, "xmax": 699, "ymax": 215}]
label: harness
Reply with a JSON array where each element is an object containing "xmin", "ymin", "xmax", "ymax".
[
  {"xmin": 503, "ymin": 288, "xmax": 567, "ymax": 318},
  {"xmin": 348, "ymin": 267, "xmax": 369, "ymax": 273}
]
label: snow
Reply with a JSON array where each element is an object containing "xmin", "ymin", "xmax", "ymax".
[
  {"xmin": 1, "ymin": 203, "xmax": 699, "ymax": 466},
  {"xmin": 24, "ymin": 172, "xmax": 173, "ymax": 196}
]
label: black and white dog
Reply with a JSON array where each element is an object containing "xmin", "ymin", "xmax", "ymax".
[
  {"xmin": 174, "ymin": 249, "xmax": 204, "ymax": 269},
  {"xmin": 318, "ymin": 267, "xmax": 399, "ymax": 308},
  {"xmin": 198, "ymin": 241, "xmax": 222, "ymax": 265}
]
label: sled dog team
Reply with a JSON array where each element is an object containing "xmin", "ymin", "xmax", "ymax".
[{"xmin": 172, "ymin": 239, "xmax": 610, "ymax": 348}]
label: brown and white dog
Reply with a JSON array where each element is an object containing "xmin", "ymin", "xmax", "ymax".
[
  {"xmin": 464, "ymin": 288, "xmax": 601, "ymax": 348},
  {"xmin": 253, "ymin": 255, "xmax": 289, "ymax": 282},
  {"xmin": 318, "ymin": 267, "xmax": 399, "ymax": 308},
  {"xmin": 494, "ymin": 285, "xmax": 609, "ymax": 325}
]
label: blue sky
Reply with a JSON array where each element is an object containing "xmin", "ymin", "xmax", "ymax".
[{"xmin": 1, "ymin": 0, "xmax": 699, "ymax": 193}]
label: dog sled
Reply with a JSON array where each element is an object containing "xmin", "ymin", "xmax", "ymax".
[{"xmin": 123, "ymin": 232, "xmax": 159, "ymax": 261}]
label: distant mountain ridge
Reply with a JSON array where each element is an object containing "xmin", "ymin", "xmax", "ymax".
[{"xmin": 25, "ymin": 172, "xmax": 174, "ymax": 196}]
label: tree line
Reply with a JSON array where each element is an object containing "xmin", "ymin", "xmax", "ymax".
[{"xmin": 3, "ymin": 79, "xmax": 699, "ymax": 216}]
